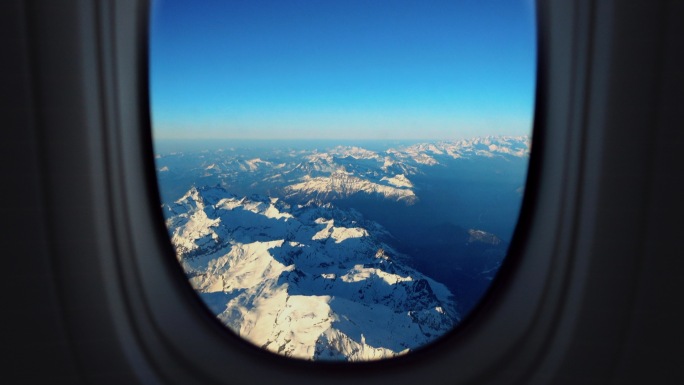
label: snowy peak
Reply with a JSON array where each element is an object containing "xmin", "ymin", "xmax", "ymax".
[
  {"xmin": 154, "ymin": 136, "xmax": 529, "ymax": 209},
  {"xmin": 165, "ymin": 186, "xmax": 459, "ymax": 361},
  {"xmin": 329, "ymin": 145, "xmax": 382, "ymax": 160},
  {"xmin": 285, "ymin": 172, "xmax": 417, "ymax": 204},
  {"xmin": 381, "ymin": 174, "xmax": 414, "ymax": 188}
]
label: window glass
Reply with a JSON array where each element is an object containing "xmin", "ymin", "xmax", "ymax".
[{"xmin": 150, "ymin": 0, "xmax": 536, "ymax": 361}]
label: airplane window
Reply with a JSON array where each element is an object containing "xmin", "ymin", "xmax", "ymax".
[{"xmin": 150, "ymin": 0, "xmax": 536, "ymax": 361}]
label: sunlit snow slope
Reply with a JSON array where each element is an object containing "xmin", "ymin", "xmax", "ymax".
[{"xmin": 164, "ymin": 186, "xmax": 460, "ymax": 361}]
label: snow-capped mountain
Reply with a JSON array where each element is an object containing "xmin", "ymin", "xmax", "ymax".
[
  {"xmin": 284, "ymin": 171, "xmax": 417, "ymax": 204},
  {"xmin": 154, "ymin": 136, "xmax": 528, "ymax": 359},
  {"xmin": 164, "ymin": 185, "xmax": 460, "ymax": 361},
  {"xmin": 402, "ymin": 136, "xmax": 531, "ymax": 160},
  {"xmin": 155, "ymin": 136, "xmax": 529, "ymax": 204}
]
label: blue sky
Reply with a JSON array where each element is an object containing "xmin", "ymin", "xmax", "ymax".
[{"xmin": 150, "ymin": 0, "xmax": 536, "ymax": 140}]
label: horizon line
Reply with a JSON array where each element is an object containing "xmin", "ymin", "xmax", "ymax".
[{"xmin": 152, "ymin": 134, "xmax": 531, "ymax": 141}]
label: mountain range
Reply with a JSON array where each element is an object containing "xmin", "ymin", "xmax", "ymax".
[
  {"xmin": 164, "ymin": 186, "xmax": 459, "ymax": 360},
  {"xmin": 156, "ymin": 136, "xmax": 530, "ymax": 360}
]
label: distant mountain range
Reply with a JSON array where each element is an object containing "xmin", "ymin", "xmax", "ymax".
[{"xmin": 156, "ymin": 135, "xmax": 530, "ymax": 207}]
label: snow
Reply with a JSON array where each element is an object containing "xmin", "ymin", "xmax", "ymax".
[
  {"xmin": 311, "ymin": 218, "xmax": 369, "ymax": 244},
  {"xmin": 329, "ymin": 146, "xmax": 381, "ymax": 160},
  {"xmin": 169, "ymin": 207, "xmax": 220, "ymax": 255},
  {"xmin": 245, "ymin": 158, "xmax": 271, "ymax": 171},
  {"xmin": 339, "ymin": 264, "xmax": 413, "ymax": 285},
  {"xmin": 157, "ymin": 137, "xmax": 529, "ymax": 361},
  {"xmin": 164, "ymin": 186, "xmax": 460, "ymax": 361},
  {"xmin": 285, "ymin": 172, "xmax": 417, "ymax": 204},
  {"xmin": 380, "ymin": 174, "xmax": 413, "ymax": 188}
]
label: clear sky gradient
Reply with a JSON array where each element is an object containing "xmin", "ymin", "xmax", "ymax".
[{"xmin": 150, "ymin": 0, "xmax": 536, "ymax": 140}]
